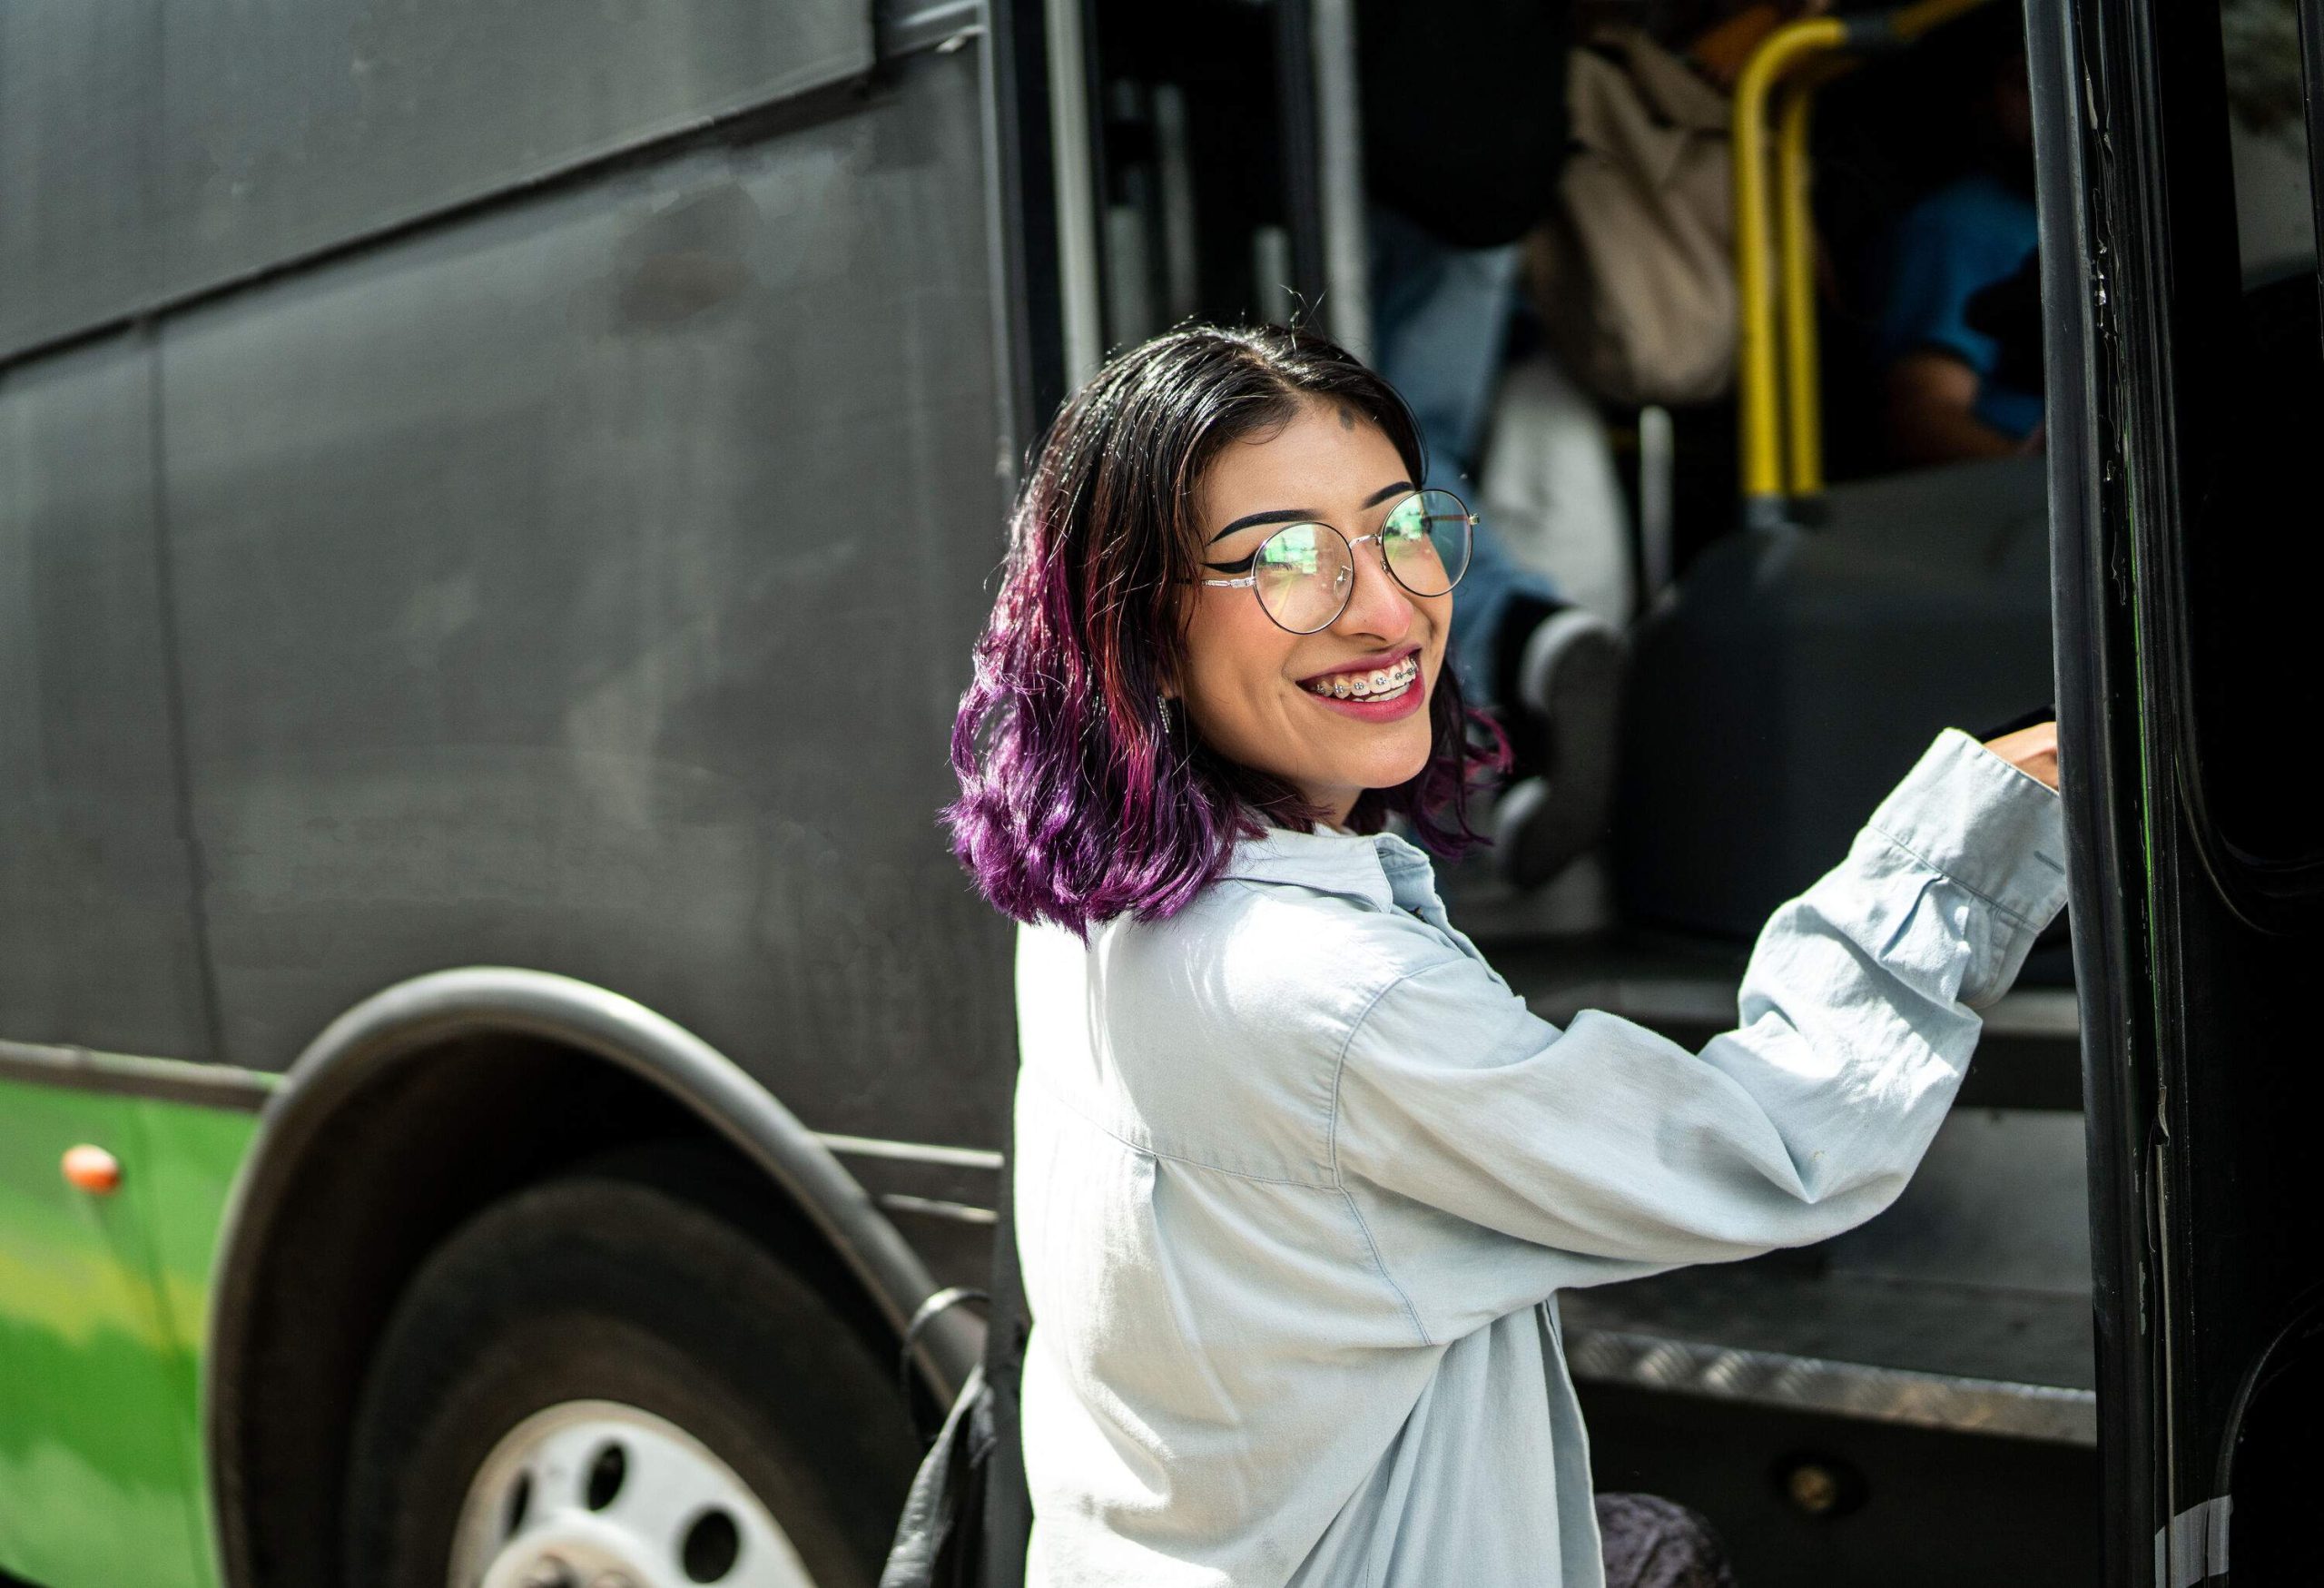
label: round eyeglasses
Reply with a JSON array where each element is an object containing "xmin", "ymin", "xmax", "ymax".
[{"xmin": 1197, "ymin": 488, "xmax": 1475, "ymax": 636}]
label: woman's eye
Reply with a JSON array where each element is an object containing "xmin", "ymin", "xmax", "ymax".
[{"xmin": 1205, "ymin": 551, "xmax": 1258, "ymax": 575}]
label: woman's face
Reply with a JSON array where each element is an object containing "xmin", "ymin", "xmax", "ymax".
[{"xmin": 1178, "ymin": 401, "xmax": 1450, "ymax": 825}]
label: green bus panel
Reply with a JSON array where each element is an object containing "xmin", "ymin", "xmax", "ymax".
[{"xmin": 0, "ymin": 1075, "xmax": 259, "ymax": 1588}]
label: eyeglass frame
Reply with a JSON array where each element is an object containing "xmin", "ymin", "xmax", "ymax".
[{"xmin": 1194, "ymin": 488, "xmax": 1477, "ymax": 636}]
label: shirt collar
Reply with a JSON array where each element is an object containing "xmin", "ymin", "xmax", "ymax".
[{"xmin": 1221, "ymin": 824, "xmax": 1443, "ymax": 915}]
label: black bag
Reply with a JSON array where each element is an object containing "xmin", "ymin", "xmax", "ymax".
[
  {"xmin": 881, "ymin": 1361, "xmax": 994, "ymax": 1588},
  {"xmin": 881, "ymin": 1159, "xmax": 1031, "ymax": 1588}
]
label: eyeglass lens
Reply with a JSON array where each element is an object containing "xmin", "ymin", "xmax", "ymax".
[
  {"xmin": 1251, "ymin": 490, "xmax": 1472, "ymax": 634},
  {"xmin": 1381, "ymin": 489, "xmax": 1471, "ymax": 597}
]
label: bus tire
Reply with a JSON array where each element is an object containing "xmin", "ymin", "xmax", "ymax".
[{"xmin": 340, "ymin": 1169, "xmax": 921, "ymax": 1588}]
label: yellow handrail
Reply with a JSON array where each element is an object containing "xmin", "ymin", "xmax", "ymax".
[
  {"xmin": 1731, "ymin": 16, "xmax": 1846, "ymax": 513},
  {"xmin": 1730, "ymin": 0, "xmax": 1999, "ymax": 519},
  {"xmin": 1776, "ymin": 77, "xmax": 1823, "ymax": 497}
]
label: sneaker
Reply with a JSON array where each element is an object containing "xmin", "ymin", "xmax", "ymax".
[{"xmin": 1496, "ymin": 607, "xmax": 1624, "ymax": 888}]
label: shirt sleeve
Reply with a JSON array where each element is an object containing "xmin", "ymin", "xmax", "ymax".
[
  {"xmin": 1331, "ymin": 729, "xmax": 2069, "ymax": 1341},
  {"xmin": 1877, "ymin": 192, "xmax": 2008, "ymax": 376}
]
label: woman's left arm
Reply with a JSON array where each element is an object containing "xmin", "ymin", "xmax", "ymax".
[{"xmin": 1330, "ymin": 728, "xmax": 2067, "ymax": 1340}]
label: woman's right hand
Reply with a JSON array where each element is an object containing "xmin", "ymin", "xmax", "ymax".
[{"xmin": 1982, "ymin": 721, "xmax": 2060, "ymax": 790}]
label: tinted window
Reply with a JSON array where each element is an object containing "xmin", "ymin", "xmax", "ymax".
[{"xmin": 2173, "ymin": 0, "xmax": 2324, "ymax": 912}]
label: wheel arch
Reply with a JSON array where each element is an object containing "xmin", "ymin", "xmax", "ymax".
[{"xmin": 203, "ymin": 965, "xmax": 975, "ymax": 1588}]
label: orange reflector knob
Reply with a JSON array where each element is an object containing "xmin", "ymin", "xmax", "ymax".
[{"xmin": 62, "ymin": 1144, "xmax": 122, "ymax": 1194}]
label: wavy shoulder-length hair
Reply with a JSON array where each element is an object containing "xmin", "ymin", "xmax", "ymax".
[{"xmin": 944, "ymin": 323, "xmax": 1505, "ymax": 935}]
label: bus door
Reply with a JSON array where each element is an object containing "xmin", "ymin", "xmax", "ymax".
[
  {"xmin": 2034, "ymin": 0, "xmax": 2324, "ymax": 1581},
  {"xmin": 1038, "ymin": 0, "xmax": 1365, "ymax": 375}
]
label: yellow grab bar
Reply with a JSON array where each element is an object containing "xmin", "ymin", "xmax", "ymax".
[
  {"xmin": 1731, "ymin": 16, "xmax": 1846, "ymax": 515},
  {"xmin": 1776, "ymin": 76, "xmax": 1823, "ymax": 497},
  {"xmin": 1731, "ymin": 0, "xmax": 1998, "ymax": 520}
]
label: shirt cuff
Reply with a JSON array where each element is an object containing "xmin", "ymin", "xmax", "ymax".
[{"xmin": 1866, "ymin": 727, "xmax": 2068, "ymax": 930}]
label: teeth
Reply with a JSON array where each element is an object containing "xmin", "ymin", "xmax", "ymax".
[{"xmin": 1311, "ymin": 656, "xmax": 1418, "ymax": 699}]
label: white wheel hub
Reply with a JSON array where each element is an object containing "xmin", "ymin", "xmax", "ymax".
[{"xmin": 448, "ymin": 1399, "xmax": 820, "ymax": 1588}]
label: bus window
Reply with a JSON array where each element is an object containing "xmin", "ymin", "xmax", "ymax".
[
  {"xmin": 2222, "ymin": 0, "xmax": 2317, "ymax": 281},
  {"xmin": 2174, "ymin": 0, "xmax": 2324, "ymax": 924}
]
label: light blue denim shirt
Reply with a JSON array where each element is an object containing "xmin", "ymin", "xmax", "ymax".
[{"xmin": 1011, "ymin": 729, "xmax": 2068, "ymax": 1587}]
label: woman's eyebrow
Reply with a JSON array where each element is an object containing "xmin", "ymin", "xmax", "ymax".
[
  {"xmin": 1207, "ymin": 507, "xmax": 1315, "ymax": 543},
  {"xmin": 1206, "ymin": 481, "xmax": 1415, "ymax": 544}
]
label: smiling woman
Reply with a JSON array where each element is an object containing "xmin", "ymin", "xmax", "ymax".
[
  {"xmin": 943, "ymin": 322, "xmax": 2066, "ymax": 1588},
  {"xmin": 1180, "ymin": 413, "xmax": 1466, "ymax": 825},
  {"xmin": 945, "ymin": 323, "xmax": 1504, "ymax": 934}
]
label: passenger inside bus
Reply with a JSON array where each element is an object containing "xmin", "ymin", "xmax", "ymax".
[
  {"xmin": 1418, "ymin": 0, "xmax": 2076, "ymax": 931},
  {"xmin": 1356, "ymin": 0, "xmax": 1623, "ymax": 895},
  {"xmin": 1354, "ymin": 0, "xmax": 1835, "ymax": 897},
  {"xmin": 1872, "ymin": 7, "xmax": 2043, "ymax": 465},
  {"xmin": 1090, "ymin": 0, "xmax": 2070, "ymax": 927}
]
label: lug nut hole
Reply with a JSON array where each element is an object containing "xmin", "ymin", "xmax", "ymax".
[
  {"xmin": 585, "ymin": 1443, "xmax": 627, "ymax": 1511},
  {"xmin": 682, "ymin": 1507, "xmax": 741, "ymax": 1582},
  {"xmin": 504, "ymin": 1470, "xmax": 533, "ymax": 1535}
]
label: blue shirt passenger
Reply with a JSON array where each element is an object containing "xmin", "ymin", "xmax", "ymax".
[{"xmin": 1877, "ymin": 173, "xmax": 2043, "ymax": 448}]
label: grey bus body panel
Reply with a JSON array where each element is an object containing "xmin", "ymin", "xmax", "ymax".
[
  {"xmin": 0, "ymin": 2, "xmax": 162, "ymax": 361},
  {"xmin": 1, "ymin": 0, "xmax": 875, "ymax": 362},
  {"xmin": 0, "ymin": 337, "xmax": 219, "ymax": 1060},
  {"xmin": 1, "ymin": 40, "xmax": 1019, "ymax": 1156},
  {"xmin": 154, "ymin": 46, "xmax": 1018, "ymax": 1152}
]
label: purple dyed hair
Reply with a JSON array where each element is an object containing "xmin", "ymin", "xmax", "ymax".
[{"xmin": 944, "ymin": 323, "xmax": 1507, "ymax": 935}]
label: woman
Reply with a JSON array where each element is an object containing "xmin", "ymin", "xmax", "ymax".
[{"xmin": 946, "ymin": 325, "xmax": 2063, "ymax": 1587}]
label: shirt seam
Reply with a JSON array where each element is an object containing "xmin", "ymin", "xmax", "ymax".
[
  {"xmin": 1215, "ymin": 873, "xmax": 1393, "ymax": 913},
  {"xmin": 1022, "ymin": 1070, "xmax": 1338, "ymax": 1189},
  {"xmin": 1865, "ymin": 818, "xmax": 2044, "ymax": 931},
  {"xmin": 1326, "ymin": 963, "xmax": 1451, "ymax": 1349}
]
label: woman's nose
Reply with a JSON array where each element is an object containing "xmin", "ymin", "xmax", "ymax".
[{"xmin": 1332, "ymin": 541, "xmax": 1417, "ymax": 641}]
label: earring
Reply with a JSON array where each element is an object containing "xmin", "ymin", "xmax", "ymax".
[{"xmin": 1158, "ymin": 693, "xmax": 1175, "ymax": 735}]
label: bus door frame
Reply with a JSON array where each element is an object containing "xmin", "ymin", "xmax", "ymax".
[{"xmin": 2035, "ymin": 0, "xmax": 2324, "ymax": 1582}]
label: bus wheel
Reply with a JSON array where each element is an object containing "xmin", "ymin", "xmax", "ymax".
[{"xmin": 341, "ymin": 1170, "xmax": 921, "ymax": 1588}]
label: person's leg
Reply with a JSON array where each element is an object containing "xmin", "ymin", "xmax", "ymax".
[
  {"xmin": 1367, "ymin": 203, "xmax": 1527, "ymax": 492},
  {"xmin": 1491, "ymin": 604, "xmax": 1625, "ymax": 889},
  {"xmin": 1594, "ymin": 1492, "xmax": 1740, "ymax": 1588}
]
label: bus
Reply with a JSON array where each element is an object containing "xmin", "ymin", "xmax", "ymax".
[{"xmin": 0, "ymin": 0, "xmax": 2313, "ymax": 1584}]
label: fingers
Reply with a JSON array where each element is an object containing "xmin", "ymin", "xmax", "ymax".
[{"xmin": 1980, "ymin": 721, "xmax": 2060, "ymax": 790}]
